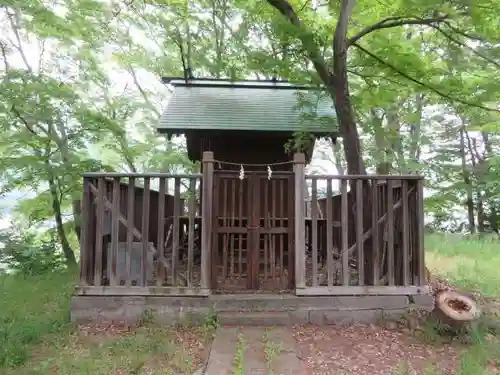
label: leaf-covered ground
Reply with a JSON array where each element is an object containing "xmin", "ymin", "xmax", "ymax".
[
  {"xmin": 1, "ymin": 233, "xmax": 499, "ymax": 375},
  {"xmin": 294, "ymin": 233, "xmax": 500, "ymax": 375}
]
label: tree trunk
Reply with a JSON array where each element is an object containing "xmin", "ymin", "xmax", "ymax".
[
  {"xmin": 459, "ymin": 126, "xmax": 475, "ymax": 233},
  {"xmin": 331, "ymin": 0, "xmax": 366, "ymax": 176},
  {"xmin": 331, "ymin": 138, "xmax": 345, "ymax": 175},
  {"xmin": 371, "ymin": 109, "xmax": 391, "ymax": 174},
  {"xmin": 46, "ymin": 165, "xmax": 77, "ymax": 266},
  {"xmin": 329, "ymin": 75, "xmax": 366, "ymax": 176},
  {"xmin": 409, "ymin": 93, "xmax": 424, "ymax": 169}
]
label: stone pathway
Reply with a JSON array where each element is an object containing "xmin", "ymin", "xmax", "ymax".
[{"xmin": 205, "ymin": 326, "xmax": 305, "ymax": 375}]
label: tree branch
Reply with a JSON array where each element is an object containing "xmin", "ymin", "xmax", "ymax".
[
  {"xmin": 432, "ymin": 25, "xmax": 500, "ymax": 69},
  {"xmin": 266, "ymin": 0, "xmax": 331, "ymax": 84},
  {"xmin": 352, "ymin": 42, "xmax": 500, "ymax": 113},
  {"xmin": 348, "ymin": 15, "xmax": 449, "ymax": 45},
  {"xmin": 442, "ymin": 21, "xmax": 488, "ymax": 42}
]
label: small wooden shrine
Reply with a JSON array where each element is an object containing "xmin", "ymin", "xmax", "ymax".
[{"xmin": 76, "ymin": 78, "xmax": 427, "ymax": 301}]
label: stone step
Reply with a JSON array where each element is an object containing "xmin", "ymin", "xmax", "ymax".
[
  {"xmin": 204, "ymin": 326, "xmax": 305, "ymax": 375},
  {"xmin": 218, "ymin": 311, "xmax": 291, "ymax": 326}
]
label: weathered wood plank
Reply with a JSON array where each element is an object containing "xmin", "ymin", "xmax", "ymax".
[
  {"xmin": 141, "ymin": 178, "xmax": 151, "ymax": 287},
  {"xmin": 187, "ymin": 178, "xmax": 196, "ymax": 286},
  {"xmin": 304, "ymin": 175, "xmax": 423, "ymax": 180},
  {"xmin": 156, "ymin": 177, "xmax": 166, "ymax": 286},
  {"xmin": 371, "ymin": 180, "xmax": 379, "ymax": 286},
  {"xmin": 326, "ymin": 179, "xmax": 333, "ymax": 287},
  {"xmin": 417, "ymin": 179, "xmax": 426, "ymax": 286},
  {"xmin": 356, "ymin": 179, "xmax": 364, "ymax": 286},
  {"xmin": 341, "ymin": 179, "xmax": 349, "ymax": 286},
  {"xmin": 295, "ymin": 285, "xmax": 430, "ymax": 296},
  {"xmin": 402, "ymin": 179, "xmax": 410, "ymax": 286},
  {"xmin": 387, "ymin": 180, "xmax": 395, "ymax": 286},
  {"xmin": 293, "ymin": 153, "xmax": 306, "ymax": 289},
  {"xmin": 172, "ymin": 177, "xmax": 181, "ymax": 285},
  {"xmin": 126, "ymin": 178, "xmax": 135, "ymax": 287},
  {"xmin": 110, "ymin": 178, "xmax": 120, "ymax": 286},
  {"xmin": 311, "ymin": 178, "xmax": 318, "ymax": 287},
  {"xmin": 94, "ymin": 178, "xmax": 105, "ymax": 286},
  {"xmin": 201, "ymin": 151, "xmax": 214, "ymax": 290},
  {"xmin": 75, "ymin": 286, "xmax": 211, "ymax": 296},
  {"xmin": 80, "ymin": 178, "xmax": 92, "ymax": 285}
]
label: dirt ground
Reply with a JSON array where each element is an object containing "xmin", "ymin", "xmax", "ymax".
[{"xmin": 293, "ymin": 324, "xmax": 461, "ymax": 375}]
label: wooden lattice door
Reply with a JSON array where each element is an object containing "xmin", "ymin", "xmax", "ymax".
[{"xmin": 211, "ymin": 170, "xmax": 294, "ymax": 292}]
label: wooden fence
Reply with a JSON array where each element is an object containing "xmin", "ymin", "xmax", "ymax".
[
  {"xmin": 295, "ymin": 172, "xmax": 426, "ymax": 296},
  {"xmin": 76, "ymin": 152, "xmax": 427, "ymax": 297},
  {"xmin": 77, "ymin": 170, "xmax": 211, "ymax": 296}
]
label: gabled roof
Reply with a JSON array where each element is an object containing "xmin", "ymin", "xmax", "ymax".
[{"xmin": 157, "ymin": 78, "xmax": 338, "ymax": 134}]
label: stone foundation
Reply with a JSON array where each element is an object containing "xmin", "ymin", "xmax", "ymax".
[{"xmin": 71, "ymin": 293, "xmax": 434, "ymax": 326}]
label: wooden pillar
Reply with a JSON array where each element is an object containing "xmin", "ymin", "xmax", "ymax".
[
  {"xmin": 293, "ymin": 153, "xmax": 306, "ymax": 289},
  {"xmin": 417, "ymin": 178, "xmax": 426, "ymax": 286},
  {"xmin": 201, "ymin": 151, "xmax": 214, "ymax": 290},
  {"xmin": 79, "ymin": 178, "xmax": 92, "ymax": 285}
]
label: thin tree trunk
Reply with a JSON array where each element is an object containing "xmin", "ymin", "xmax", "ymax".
[
  {"xmin": 459, "ymin": 126, "xmax": 475, "ymax": 233},
  {"xmin": 409, "ymin": 93, "xmax": 424, "ymax": 169},
  {"xmin": 331, "ymin": 138, "xmax": 345, "ymax": 175}
]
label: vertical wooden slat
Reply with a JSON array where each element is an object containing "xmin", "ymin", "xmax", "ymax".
[
  {"xmin": 203, "ymin": 152, "xmax": 215, "ymax": 290},
  {"xmin": 387, "ymin": 179, "xmax": 395, "ymax": 286},
  {"xmin": 311, "ymin": 178, "xmax": 318, "ymax": 287},
  {"xmin": 293, "ymin": 153, "xmax": 306, "ymax": 289},
  {"xmin": 187, "ymin": 178, "xmax": 196, "ymax": 287},
  {"xmin": 341, "ymin": 179, "xmax": 349, "ymax": 286},
  {"xmin": 287, "ymin": 174, "xmax": 295, "ymax": 290},
  {"xmin": 80, "ymin": 178, "xmax": 92, "ymax": 285},
  {"xmin": 110, "ymin": 178, "xmax": 120, "ymax": 286},
  {"xmin": 402, "ymin": 179, "xmax": 410, "ymax": 286},
  {"xmin": 172, "ymin": 177, "xmax": 181, "ymax": 286},
  {"xmin": 156, "ymin": 177, "xmax": 166, "ymax": 286},
  {"xmin": 248, "ymin": 173, "xmax": 260, "ymax": 290},
  {"xmin": 264, "ymin": 179, "xmax": 269, "ymax": 279},
  {"xmin": 141, "ymin": 177, "xmax": 150, "ymax": 287},
  {"xmin": 246, "ymin": 174, "xmax": 254, "ymax": 289},
  {"xmin": 126, "ymin": 178, "xmax": 135, "ymax": 286},
  {"xmin": 238, "ymin": 177, "xmax": 244, "ymax": 277},
  {"xmin": 279, "ymin": 178, "xmax": 284, "ymax": 283},
  {"xmin": 371, "ymin": 180, "xmax": 379, "ymax": 286},
  {"xmin": 326, "ymin": 178, "xmax": 333, "ymax": 287},
  {"xmin": 230, "ymin": 179, "xmax": 236, "ymax": 278},
  {"xmin": 94, "ymin": 178, "xmax": 105, "ymax": 286},
  {"xmin": 271, "ymin": 179, "xmax": 277, "ymax": 280},
  {"xmin": 279, "ymin": 178, "xmax": 284, "ymax": 282},
  {"xmin": 417, "ymin": 178, "xmax": 426, "ymax": 286},
  {"xmin": 222, "ymin": 178, "xmax": 228, "ymax": 279},
  {"xmin": 356, "ymin": 179, "xmax": 364, "ymax": 286}
]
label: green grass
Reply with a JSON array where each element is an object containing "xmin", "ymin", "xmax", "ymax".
[
  {"xmin": 0, "ymin": 271, "xmax": 215, "ymax": 375},
  {"xmin": 0, "ymin": 271, "xmax": 75, "ymax": 369},
  {"xmin": 423, "ymin": 233, "xmax": 500, "ymax": 375},
  {"xmin": 426, "ymin": 233, "xmax": 500, "ymax": 296},
  {"xmin": 1, "ymin": 233, "xmax": 499, "ymax": 375}
]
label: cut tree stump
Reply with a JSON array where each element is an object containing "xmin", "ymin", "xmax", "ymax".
[{"xmin": 434, "ymin": 291, "xmax": 481, "ymax": 332}]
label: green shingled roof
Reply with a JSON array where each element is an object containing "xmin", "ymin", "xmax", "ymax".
[{"xmin": 157, "ymin": 81, "xmax": 338, "ymax": 134}]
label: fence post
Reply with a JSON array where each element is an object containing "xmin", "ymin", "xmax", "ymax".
[
  {"xmin": 417, "ymin": 178, "xmax": 426, "ymax": 286},
  {"xmin": 79, "ymin": 177, "xmax": 92, "ymax": 285},
  {"xmin": 201, "ymin": 151, "xmax": 214, "ymax": 290},
  {"xmin": 293, "ymin": 153, "xmax": 306, "ymax": 289}
]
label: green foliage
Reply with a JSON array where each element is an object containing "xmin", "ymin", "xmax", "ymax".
[
  {"xmin": 0, "ymin": 0, "xmax": 499, "ymax": 265},
  {"xmin": 0, "ymin": 271, "xmax": 74, "ymax": 368},
  {"xmin": 0, "ymin": 229, "xmax": 65, "ymax": 276}
]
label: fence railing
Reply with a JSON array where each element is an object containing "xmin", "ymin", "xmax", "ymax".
[
  {"xmin": 76, "ymin": 152, "xmax": 427, "ymax": 297},
  {"xmin": 295, "ymin": 172, "xmax": 426, "ymax": 295},
  {"xmin": 78, "ymin": 172, "xmax": 210, "ymax": 295}
]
